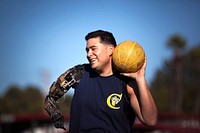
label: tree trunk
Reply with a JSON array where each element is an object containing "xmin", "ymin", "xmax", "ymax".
[{"xmin": 170, "ymin": 53, "xmax": 183, "ymax": 113}]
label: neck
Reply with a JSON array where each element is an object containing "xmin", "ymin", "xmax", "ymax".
[
  {"xmin": 98, "ymin": 70, "xmax": 113, "ymax": 77},
  {"xmin": 97, "ymin": 63, "xmax": 113, "ymax": 77}
]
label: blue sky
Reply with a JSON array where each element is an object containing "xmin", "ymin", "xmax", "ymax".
[{"xmin": 0, "ymin": 0, "xmax": 200, "ymax": 95}]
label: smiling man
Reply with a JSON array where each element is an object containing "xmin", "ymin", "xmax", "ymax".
[{"xmin": 44, "ymin": 30, "xmax": 158, "ymax": 133}]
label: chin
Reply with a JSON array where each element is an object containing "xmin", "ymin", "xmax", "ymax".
[
  {"xmin": 91, "ymin": 64, "xmax": 97, "ymax": 69},
  {"xmin": 90, "ymin": 63, "xmax": 99, "ymax": 70}
]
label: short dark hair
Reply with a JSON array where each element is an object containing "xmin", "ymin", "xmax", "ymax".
[{"xmin": 85, "ymin": 30, "xmax": 117, "ymax": 47}]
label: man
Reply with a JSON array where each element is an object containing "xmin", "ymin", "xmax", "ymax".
[{"xmin": 44, "ymin": 30, "xmax": 157, "ymax": 133}]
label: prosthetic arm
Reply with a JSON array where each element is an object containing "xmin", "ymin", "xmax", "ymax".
[{"xmin": 44, "ymin": 64, "xmax": 84, "ymax": 130}]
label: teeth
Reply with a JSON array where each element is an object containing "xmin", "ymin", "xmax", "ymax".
[{"xmin": 90, "ymin": 59, "xmax": 96, "ymax": 62}]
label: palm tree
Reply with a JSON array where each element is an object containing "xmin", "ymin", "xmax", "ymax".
[{"xmin": 167, "ymin": 34, "xmax": 186, "ymax": 112}]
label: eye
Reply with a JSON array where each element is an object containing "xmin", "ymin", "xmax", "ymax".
[
  {"xmin": 91, "ymin": 47, "xmax": 97, "ymax": 51},
  {"xmin": 86, "ymin": 46, "xmax": 98, "ymax": 53},
  {"xmin": 90, "ymin": 46, "xmax": 98, "ymax": 52}
]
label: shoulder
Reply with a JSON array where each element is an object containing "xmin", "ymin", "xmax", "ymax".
[
  {"xmin": 71, "ymin": 63, "xmax": 97, "ymax": 81},
  {"xmin": 82, "ymin": 64, "xmax": 99, "ymax": 77},
  {"xmin": 70, "ymin": 63, "xmax": 90, "ymax": 73},
  {"xmin": 113, "ymin": 72, "xmax": 132, "ymax": 84}
]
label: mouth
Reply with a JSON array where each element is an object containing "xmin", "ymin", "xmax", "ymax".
[{"xmin": 89, "ymin": 58, "xmax": 97, "ymax": 64}]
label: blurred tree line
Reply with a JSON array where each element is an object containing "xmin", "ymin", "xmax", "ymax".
[
  {"xmin": 0, "ymin": 85, "xmax": 72, "ymax": 114},
  {"xmin": 150, "ymin": 34, "xmax": 200, "ymax": 114},
  {"xmin": 0, "ymin": 34, "xmax": 199, "ymax": 115}
]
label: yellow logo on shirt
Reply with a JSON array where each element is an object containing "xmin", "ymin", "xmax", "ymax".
[{"xmin": 106, "ymin": 93, "xmax": 122, "ymax": 109}]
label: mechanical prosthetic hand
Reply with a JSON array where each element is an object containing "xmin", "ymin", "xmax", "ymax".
[{"xmin": 44, "ymin": 64, "xmax": 84, "ymax": 130}]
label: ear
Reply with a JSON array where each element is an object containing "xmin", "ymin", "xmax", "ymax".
[{"xmin": 108, "ymin": 45, "xmax": 115, "ymax": 56}]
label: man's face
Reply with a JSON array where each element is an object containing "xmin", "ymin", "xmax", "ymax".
[{"xmin": 86, "ymin": 37, "xmax": 113, "ymax": 72}]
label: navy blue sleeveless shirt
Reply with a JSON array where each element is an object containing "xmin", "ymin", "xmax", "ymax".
[{"xmin": 69, "ymin": 64, "xmax": 135, "ymax": 133}]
